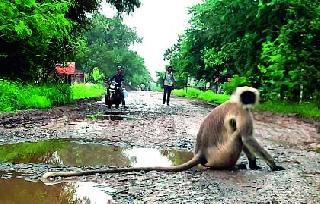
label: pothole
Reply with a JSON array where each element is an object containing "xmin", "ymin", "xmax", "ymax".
[
  {"xmin": 0, "ymin": 139, "xmax": 194, "ymax": 167},
  {"xmin": 87, "ymin": 111, "xmax": 138, "ymax": 121},
  {"xmin": 0, "ymin": 171, "xmax": 114, "ymax": 204}
]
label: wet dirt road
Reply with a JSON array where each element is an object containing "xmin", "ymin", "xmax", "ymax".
[{"xmin": 0, "ymin": 91, "xmax": 319, "ymax": 204}]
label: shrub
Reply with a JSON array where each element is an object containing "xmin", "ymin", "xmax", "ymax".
[
  {"xmin": 172, "ymin": 87, "xmax": 230, "ymax": 104},
  {"xmin": 222, "ymin": 75, "xmax": 249, "ymax": 94},
  {"xmin": 71, "ymin": 83, "xmax": 105, "ymax": 100},
  {"xmin": 257, "ymin": 101, "xmax": 320, "ymax": 119},
  {"xmin": 0, "ymin": 80, "xmax": 104, "ymax": 112},
  {"xmin": 198, "ymin": 90, "xmax": 230, "ymax": 104}
]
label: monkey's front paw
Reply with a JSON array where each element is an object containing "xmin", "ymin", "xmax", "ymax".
[
  {"xmin": 249, "ymin": 160, "xmax": 262, "ymax": 170},
  {"xmin": 271, "ymin": 165, "xmax": 285, "ymax": 171}
]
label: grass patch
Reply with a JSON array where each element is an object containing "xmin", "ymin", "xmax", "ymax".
[
  {"xmin": 172, "ymin": 87, "xmax": 230, "ymax": 104},
  {"xmin": 197, "ymin": 90, "xmax": 230, "ymax": 104},
  {"xmin": 172, "ymin": 87, "xmax": 320, "ymax": 119},
  {"xmin": 0, "ymin": 80, "xmax": 71, "ymax": 111},
  {"xmin": 0, "ymin": 79, "xmax": 105, "ymax": 112},
  {"xmin": 71, "ymin": 83, "xmax": 105, "ymax": 100},
  {"xmin": 257, "ymin": 101, "xmax": 320, "ymax": 119}
]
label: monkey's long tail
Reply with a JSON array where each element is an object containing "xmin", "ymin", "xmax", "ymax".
[{"xmin": 41, "ymin": 153, "xmax": 201, "ymax": 181}]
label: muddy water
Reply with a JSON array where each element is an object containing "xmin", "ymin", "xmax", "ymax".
[
  {"xmin": 0, "ymin": 139, "xmax": 193, "ymax": 204},
  {"xmin": 0, "ymin": 172, "xmax": 114, "ymax": 204},
  {"xmin": 0, "ymin": 140, "xmax": 194, "ymax": 167}
]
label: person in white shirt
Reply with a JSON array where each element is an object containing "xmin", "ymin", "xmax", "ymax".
[{"xmin": 163, "ymin": 65, "xmax": 176, "ymax": 106}]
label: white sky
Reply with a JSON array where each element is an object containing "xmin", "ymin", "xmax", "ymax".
[{"xmin": 101, "ymin": 0, "xmax": 202, "ymax": 80}]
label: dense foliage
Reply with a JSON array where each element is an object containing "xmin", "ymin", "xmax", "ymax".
[
  {"xmin": 76, "ymin": 14, "xmax": 152, "ymax": 86},
  {"xmin": 165, "ymin": 0, "xmax": 320, "ymax": 103},
  {"xmin": 0, "ymin": 0, "xmax": 141, "ymax": 81}
]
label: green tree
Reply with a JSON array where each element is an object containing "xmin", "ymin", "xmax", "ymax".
[
  {"xmin": 165, "ymin": 0, "xmax": 320, "ymax": 102},
  {"xmin": 258, "ymin": 0, "xmax": 320, "ymax": 102},
  {"xmin": 76, "ymin": 14, "xmax": 151, "ymax": 86},
  {"xmin": 0, "ymin": 0, "xmax": 141, "ymax": 81},
  {"xmin": 0, "ymin": 0, "xmax": 73, "ymax": 80}
]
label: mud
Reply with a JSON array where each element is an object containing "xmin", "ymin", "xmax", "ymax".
[{"xmin": 0, "ymin": 91, "xmax": 319, "ymax": 203}]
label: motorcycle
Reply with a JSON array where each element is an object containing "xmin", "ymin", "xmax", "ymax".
[{"xmin": 105, "ymin": 81, "xmax": 123, "ymax": 109}]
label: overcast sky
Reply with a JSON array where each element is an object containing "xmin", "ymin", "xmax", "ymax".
[{"xmin": 101, "ymin": 0, "xmax": 202, "ymax": 79}]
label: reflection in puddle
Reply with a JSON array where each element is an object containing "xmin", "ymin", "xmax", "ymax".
[
  {"xmin": 0, "ymin": 140, "xmax": 194, "ymax": 167},
  {"xmin": 0, "ymin": 174, "xmax": 114, "ymax": 204},
  {"xmin": 124, "ymin": 147, "xmax": 193, "ymax": 167},
  {"xmin": 70, "ymin": 182, "xmax": 114, "ymax": 204}
]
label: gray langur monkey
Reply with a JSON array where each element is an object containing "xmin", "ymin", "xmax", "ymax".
[{"xmin": 41, "ymin": 86, "xmax": 284, "ymax": 181}]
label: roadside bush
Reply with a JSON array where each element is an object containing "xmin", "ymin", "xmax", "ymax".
[
  {"xmin": 71, "ymin": 83, "xmax": 105, "ymax": 100},
  {"xmin": 52, "ymin": 84, "xmax": 72, "ymax": 105},
  {"xmin": 173, "ymin": 87, "xmax": 202, "ymax": 98},
  {"xmin": 0, "ymin": 80, "xmax": 72, "ymax": 111},
  {"xmin": 172, "ymin": 86, "xmax": 320, "ymax": 119},
  {"xmin": 257, "ymin": 101, "xmax": 320, "ymax": 119},
  {"xmin": 172, "ymin": 87, "xmax": 230, "ymax": 104},
  {"xmin": 198, "ymin": 90, "xmax": 229, "ymax": 104},
  {"xmin": 0, "ymin": 80, "xmax": 20, "ymax": 111},
  {"xmin": 0, "ymin": 80, "xmax": 104, "ymax": 112},
  {"xmin": 222, "ymin": 75, "xmax": 249, "ymax": 94},
  {"xmin": 172, "ymin": 89, "xmax": 187, "ymax": 97},
  {"xmin": 185, "ymin": 88, "xmax": 202, "ymax": 98},
  {"xmin": 18, "ymin": 95, "xmax": 51, "ymax": 109}
]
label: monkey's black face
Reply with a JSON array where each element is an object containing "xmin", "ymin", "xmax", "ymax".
[{"xmin": 240, "ymin": 91, "xmax": 256, "ymax": 105}]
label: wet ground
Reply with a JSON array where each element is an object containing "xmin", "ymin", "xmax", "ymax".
[{"xmin": 0, "ymin": 91, "xmax": 319, "ymax": 203}]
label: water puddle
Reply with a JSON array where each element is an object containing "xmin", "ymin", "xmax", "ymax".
[
  {"xmin": 87, "ymin": 111, "xmax": 137, "ymax": 121},
  {"xmin": 0, "ymin": 140, "xmax": 194, "ymax": 203},
  {"xmin": 0, "ymin": 139, "xmax": 194, "ymax": 167},
  {"xmin": 0, "ymin": 172, "xmax": 114, "ymax": 204}
]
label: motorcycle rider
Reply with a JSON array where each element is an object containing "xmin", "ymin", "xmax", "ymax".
[{"xmin": 108, "ymin": 65, "xmax": 127, "ymax": 108}]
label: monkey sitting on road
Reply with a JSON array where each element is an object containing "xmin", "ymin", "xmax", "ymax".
[{"xmin": 42, "ymin": 86, "xmax": 284, "ymax": 181}]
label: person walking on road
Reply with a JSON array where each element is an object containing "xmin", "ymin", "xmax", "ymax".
[{"xmin": 163, "ymin": 65, "xmax": 176, "ymax": 106}]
